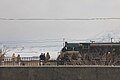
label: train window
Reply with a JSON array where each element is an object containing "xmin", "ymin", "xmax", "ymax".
[{"xmin": 83, "ymin": 45, "xmax": 90, "ymax": 49}]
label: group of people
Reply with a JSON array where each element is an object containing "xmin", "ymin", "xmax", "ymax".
[
  {"xmin": 39, "ymin": 52, "xmax": 50, "ymax": 65},
  {"xmin": 10, "ymin": 53, "xmax": 21, "ymax": 65},
  {"xmin": 10, "ymin": 52, "xmax": 51, "ymax": 66},
  {"xmin": 0, "ymin": 53, "xmax": 21, "ymax": 65},
  {"xmin": 0, "ymin": 52, "xmax": 51, "ymax": 66}
]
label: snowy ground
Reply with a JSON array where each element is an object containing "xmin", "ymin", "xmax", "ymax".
[{"xmin": 0, "ymin": 41, "xmax": 63, "ymax": 60}]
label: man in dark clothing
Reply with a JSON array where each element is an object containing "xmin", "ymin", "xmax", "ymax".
[
  {"xmin": 39, "ymin": 53, "xmax": 45, "ymax": 65},
  {"xmin": 40, "ymin": 53, "xmax": 45, "ymax": 60}
]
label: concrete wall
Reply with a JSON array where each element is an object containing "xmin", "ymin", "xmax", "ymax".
[{"xmin": 0, "ymin": 66, "xmax": 120, "ymax": 80}]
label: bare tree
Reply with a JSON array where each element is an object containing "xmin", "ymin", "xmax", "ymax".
[{"xmin": 2, "ymin": 45, "xmax": 11, "ymax": 55}]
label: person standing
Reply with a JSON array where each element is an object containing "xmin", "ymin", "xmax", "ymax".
[
  {"xmin": 46, "ymin": 52, "xmax": 50, "ymax": 60},
  {"xmin": 39, "ymin": 53, "xmax": 45, "ymax": 65},
  {"xmin": 17, "ymin": 54, "xmax": 21, "ymax": 66},
  {"xmin": 45, "ymin": 52, "xmax": 50, "ymax": 65},
  {"xmin": 0, "ymin": 54, "xmax": 5, "ymax": 65},
  {"xmin": 12, "ymin": 53, "xmax": 16, "ymax": 65}
]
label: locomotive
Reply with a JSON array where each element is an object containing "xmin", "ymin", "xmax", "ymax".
[{"xmin": 57, "ymin": 42, "xmax": 120, "ymax": 65}]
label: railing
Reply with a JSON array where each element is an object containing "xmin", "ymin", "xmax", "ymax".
[
  {"xmin": 0, "ymin": 57, "xmax": 120, "ymax": 66},
  {"xmin": 0, "ymin": 57, "xmax": 58, "ymax": 66}
]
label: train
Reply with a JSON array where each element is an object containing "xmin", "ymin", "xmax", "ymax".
[{"xmin": 57, "ymin": 42, "xmax": 120, "ymax": 65}]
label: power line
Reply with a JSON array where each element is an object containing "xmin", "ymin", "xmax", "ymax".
[{"xmin": 0, "ymin": 18, "xmax": 120, "ymax": 21}]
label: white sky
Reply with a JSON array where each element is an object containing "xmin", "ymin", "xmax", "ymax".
[{"xmin": 0, "ymin": 0, "xmax": 120, "ymax": 41}]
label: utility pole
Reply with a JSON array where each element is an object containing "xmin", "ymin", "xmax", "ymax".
[
  {"xmin": 111, "ymin": 38, "xmax": 113, "ymax": 43},
  {"xmin": 63, "ymin": 38, "xmax": 65, "ymax": 47}
]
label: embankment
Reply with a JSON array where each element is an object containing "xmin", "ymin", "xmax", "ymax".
[{"xmin": 0, "ymin": 65, "xmax": 120, "ymax": 80}]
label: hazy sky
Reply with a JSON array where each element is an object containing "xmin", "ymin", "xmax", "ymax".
[{"xmin": 0, "ymin": 0, "xmax": 120, "ymax": 41}]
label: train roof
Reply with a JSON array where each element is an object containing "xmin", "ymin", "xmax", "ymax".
[{"xmin": 65, "ymin": 42, "xmax": 120, "ymax": 47}]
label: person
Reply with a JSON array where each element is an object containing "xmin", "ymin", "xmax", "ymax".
[
  {"xmin": 43, "ymin": 53, "xmax": 45, "ymax": 60},
  {"xmin": 12, "ymin": 53, "xmax": 16, "ymax": 65},
  {"xmin": 57, "ymin": 55, "xmax": 61, "ymax": 65},
  {"xmin": 46, "ymin": 52, "xmax": 50, "ymax": 60},
  {"xmin": 0, "ymin": 54, "xmax": 2, "ymax": 65},
  {"xmin": 0, "ymin": 54, "xmax": 5, "ymax": 65},
  {"xmin": 39, "ymin": 53, "xmax": 45, "ymax": 65},
  {"xmin": 17, "ymin": 54, "xmax": 21, "ymax": 66},
  {"xmin": 45, "ymin": 52, "xmax": 50, "ymax": 65}
]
